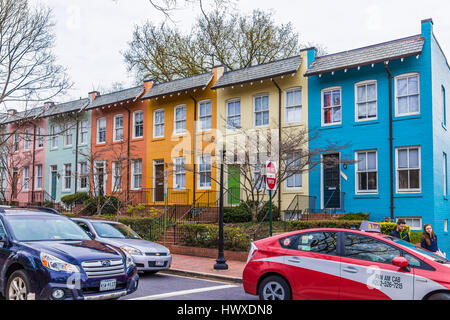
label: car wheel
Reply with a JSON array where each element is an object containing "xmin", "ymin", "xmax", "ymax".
[
  {"xmin": 6, "ymin": 270, "xmax": 31, "ymax": 300},
  {"xmin": 427, "ymin": 292, "xmax": 450, "ymax": 300},
  {"xmin": 259, "ymin": 275, "xmax": 291, "ymax": 301}
]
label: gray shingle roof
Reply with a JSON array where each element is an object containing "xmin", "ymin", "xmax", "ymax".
[
  {"xmin": 43, "ymin": 98, "xmax": 90, "ymax": 117},
  {"xmin": 142, "ymin": 72, "xmax": 214, "ymax": 100},
  {"xmin": 305, "ymin": 35, "xmax": 425, "ymax": 76},
  {"xmin": 1, "ymin": 106, "xmax": 45, "ymax": 125},
  {"xmin": 212, "ymin": 56, "xmax": 302, "ymax": 89},
  {"xmin": 86, "ymin": 86, "xmax": 144, "ymax": 110}
]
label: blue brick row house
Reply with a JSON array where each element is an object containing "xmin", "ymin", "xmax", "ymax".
[{"xmin": 305, "ymin": 19, "xmax": 450, "ymax": 255}]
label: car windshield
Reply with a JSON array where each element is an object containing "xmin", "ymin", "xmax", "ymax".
[
  {"xmin": 385, "ymin": 236, "xmax": 449, "ymax": 264},
  {"xmin": 92, "ymin": 222, "xmax": 141, "ymax": 239},
  {"xmin": 6, "ymin": 216, "xmax": 91, "ymax": 242}
]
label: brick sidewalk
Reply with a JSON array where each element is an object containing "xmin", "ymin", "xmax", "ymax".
[{"xmin": 162, "ymin": 254, "xmax": 246, "ymax": 283}]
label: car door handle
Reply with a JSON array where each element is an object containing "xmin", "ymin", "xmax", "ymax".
[
  {"xmin": 416, "ymin": 278, "xmax": 428, "ymax": 283},
  {"xmin": 287, "ymin": 257, "xmax": 302, "ymax": 264},
  {"xmin": 343, "ymin": 267, "xmax": 358, "ymax": 274}
]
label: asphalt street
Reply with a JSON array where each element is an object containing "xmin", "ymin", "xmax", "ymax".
[{"xmin": 124, "ymin": 272, "xmax": 258, "ymax": 300}]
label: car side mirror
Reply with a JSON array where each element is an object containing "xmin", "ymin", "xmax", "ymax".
[
  {"xmin": 392, "ymin": 256, "xmax": 409, "ymax": 269},
  {"xmin": 0, "ymin": 235, "xmax": 6, "ymax": 248}
]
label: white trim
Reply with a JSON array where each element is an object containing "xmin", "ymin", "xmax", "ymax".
[
  {"xmin": 64, "ymin": 123, "xmax": 73, "ymax": 147},
  {"xmin": 79, "ymin": 120, "xmax": 89, "ymax": 145},
  {"xmin": 153, "ymin": 109, "xmax": 165, "ymax": 139},
  {"xmin": 96, "ymin": 118, "xmax": 106, "ymax": 144},
  {"xmin": 131, "ymin": 159, "xmax": 143, "ymax": 190},
  {"xmin": 62, "ymin": 163, "xmax": 72, "ymax": 192},
  {"xmin": 198, "ymin": 99, "xmax": 212, "ymax": 132},
  {"xmin": 78, "ymin": 162, "xmax": 89, "ymax": 191},
  {"xmin": 395, "ymin": 146, "xmax": 422, "ymax": 194},
  {"xmin": 197, "ymin": 154, "xmax": 212, "ymax": 190},
  {"xmin": 226, "ymin": 98, "xmax": 241, "ymax": 130},
  {"xmin": 112, "ymin": 161, "xmax": 122, "ymax": 192},
  {"xmin": 24, "ymin": 129, "xmax": 31, "ymax": 151},
  {"xmin": 23, "ymin": 166, "xmax": 30, "ymax": 191},
  {"xmin": 253, "ymin": 93, "xmax": 270, "ymax": 128},
  {"xmin": 36, "ymin": 127, "xmax": 44, "ymax": 149},
  {"xmin": 173, "ymin": 105, "xmax": 187, "ymax": 135},
  {"xmin": 133, "ymin": 110, "xmax": 144, "ymax": 139},
  {"xmin": 394, "ymin": 73, "xmax": 421, "ymax": 117},
  {"xmin": 354, "ymin": 149, "xmax": 379, "ymax": 195},
  {"xmin": 396, "ymin": 216, "xmax": 423, "ymax": 231},
  {"xmin": 51, "ymin": 125, "xmax": 60, "ymax": 149},
  {"xmin": 93, "ymin": 160, "xmax": 107, "ymax": 195},
  {"xmin": 34, "ymin": 164, "xmax": 43, "ymax": 190},
  {"xmin": 320, "ymin": 152, "xmax": 341, "ymax": 209},
  {"xmin": 284, "ymin": 150, "xmax": 303, "ymax": 191},
  {"xmin": 173, "ymin": 157, "xmax": 186, "ymax": 190},
  {"xmin": 284, "ymin": 87, "xmax": 303, "ymax": 125},
  {"xmin": 321, "ymin": 87, "xmax": 342, "ymax": 127},
  {"xmin": 354, "ymin": 80, "xmax": 378, "ymax": 122},
  {"xmin": 113, "ymin": 114, "xmax": 124, "ymax": 142}
]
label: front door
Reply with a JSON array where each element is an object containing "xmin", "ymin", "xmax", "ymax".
[
  {"xmin": 323, "ymin": 154, "xmax": 340, "ymax": 209},
  {"xmin": 51, "ymin": 166, "xmax": 57, "ymax": 200},
  {"xmin": 154, "ymin": 161, "xmax": 165, "ymax": 202},
  {"xmin": 227, "ymin": 165, "xmax": 240, "ymax": 205}
]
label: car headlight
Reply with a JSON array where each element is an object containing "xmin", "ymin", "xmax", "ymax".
[
  {"xmin": 120, "ymin": 246, "xmax": 142, "ymax": 256},
  {"xmin": 40, "ymin": 252, "xmax": 80, "ymax": 273},
  {"xmin": 167, "ymin": 249, "xmax": 170, "ymax": 256},
  {"xmin": 122, "ymin": 249, "xmax": 135, "ymax": 269}
]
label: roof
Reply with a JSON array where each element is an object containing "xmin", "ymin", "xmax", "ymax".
[
  {"xmin": 305, "ymin": 35, "xmax": 425, "ymax": 76},
  {"xmin": 212, "ymin": 56, "xmax": 302, "ymax": 89},
  {"xmin": 141, "ymin": 72, "xmax": 214, "ymax": 100},
  {"xmin": 43, "ymin": 98, "xmax": 90, "ymax": 118},
  {"xmin": 86, "ymin": 86, "xmax": 144, "ymax": 110},
  {"xmin": 1, "ymin": 106, "xmax": 45, "ymax": 125}
]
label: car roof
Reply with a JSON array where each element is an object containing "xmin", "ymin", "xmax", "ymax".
[
  {"xmin": 262, "ymin": 228, "xmax": 388, "ymax": 242},
  {"xmin": 72, "ymin": 217, "xmax": 120, "ymax": 225},
  {"xmin": 0, "ymin": 208, "xmax": 64, "ymax": 218}
]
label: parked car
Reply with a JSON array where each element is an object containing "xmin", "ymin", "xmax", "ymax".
[
  {"xmin": 0, "ymin": 207, "xmax": 139, "ymax": 300},
  {"xmin": 243, "ymin": 222, "xmax": 450, "ymax": 300},
  {"xmin": 72, "ymin": 218, "xmax": 172, "ymax": 274}
]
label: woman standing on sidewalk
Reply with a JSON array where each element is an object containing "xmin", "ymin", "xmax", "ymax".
[{"xmin": 420, "ymin": 224, "xmax": 439, "ymax": 253}]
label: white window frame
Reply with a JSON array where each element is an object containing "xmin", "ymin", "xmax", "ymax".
[
  {"xmin": 23, "ymin": 166, "xmax": 30, "ymax": 191},
  {"xmin": 78, "ymin": 162, "xmax": 89, "ymax": 191},
  {"xmin": 35, "ymin": 164, "xmax": 43, "ymax": 190},
  {"xmin": 198, "ymin": 100, "xmax": 212, "ymax": 132},
  {"xmin": 24, "ymin": 129, "xmax": 31, "ymax": 151},
  {"xmin": 285, "ymin": 151, "xmax": 303, "ymax": 190},
  {"xmin": 79, "ymin": 120, "xmax": 89, "ymax": 145},
  {"xmin": 395, "ymin": 73, "xmax": 421, "ymax": 117},
  {"xmin": 321, "ymin": 87, "xmax": 342, "ymax": 126},
  {"xmin": 113, "ymin": 114, "xmax": 124, "ymax": 142},
  {"xmin": 226, "ymin": 98, "xmax": 241, "ymax": 130},
  {"xmin": 285, "ymin": 87, "xmax": 303, "ymax": 124},
  {"xmin": 173, "ymin": 157, "xmax": 186, "ymax": 190},
  {"xmin": 51, "ymin": 125, "xmax": 60, "ymax": 149},
  {"xmin": 131, "ymin": 159, "xmax": 143, "ymax": 190},
  {"xmin": 94, "ymin": 161, "xmax": 107, "ymax": 195},
  {"xmin": 63, "ymin": 163, "xmax": 72, "ymax": 192},
  {"xmin": 442, "ymin": 85, "xmax": 447, "ymax": 127},
  {"xmin": 253, "ymin": 94, "xmax": 270, "ymax": 128},
  {"xmin": 396, "ymin": 146, "xmax": 422, "ymax": 193},
  {"xmin": 444, "ymin": 152, "xmax": 448, "ymax": 198},
  {"xmin": 133, "ymin": 110, "xmax": 144, "ymax": 139},
  {"xmin": 112, "ymin": 161, "xmax": 122, "ymax": 192},
  {"xmin": 197, "ymin": 154, "xmax": 212, "ymax": 190},
  {"xmin": 396, "ymin": 217, "xmax": 422, "ymax": 231},
  {"xmin": 97, "ymin": 118, "xmax": 106, "ymax": 144},
  {"xmin": 37, "ymin": 127, "xmax": 44, "ymax": 149},
  {"xmin": 153, "ymin": 109, "xmax": 165, "ymax": 139},
  {"xmin": 174, "ymin": 105, "xmax": 187, "ymax": 135},
  {"xmin": 355, "ymin": 80, "xmax": 378, "ymax": 122},
  {"xmin": 13, "ymin": 132, "xmax": 19, "ymax": 152},
  {"xmin": 64, "ymin": 123, "xmax": 73, "ymax": 147},
  {"xmin": 254, "ymin": 162, "xmax": 266, "ymax": 191},
  {"xmin": 355, "ymin": 150, "xmax": 379, "ymax": 195},
  {"xmin": 445, "ymin": 219, "xmax": 448, "ymax": 233}
]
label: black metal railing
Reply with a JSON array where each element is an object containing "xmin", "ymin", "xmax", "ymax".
[
  {"xmin": 283, "ymin": 195, "xmax": 317, "ymax": 221},
  {"xmin": 124, "ymin": 188, "xmax": 190, "ymax": 206}
]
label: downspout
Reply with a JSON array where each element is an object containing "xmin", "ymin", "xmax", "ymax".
[
  {"xmin": 271, "ymin": 79, "xmax": 282, "ymax": 214},
  {"xmin": 31, "ymin": 123, "xmax": 37, "ymax": 203},
  {"xmin": 189, "ymin": 94, "xmax": 198, "ymax": 205},
  {"xmin": 384, "ymin": 63, "xmax": 395, "ymax": 220}
]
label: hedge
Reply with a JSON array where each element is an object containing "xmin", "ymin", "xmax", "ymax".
[
  {"xmin": 223, "ymin": 201, "xmax": 280, "ymax": 223},
  {"xmin": 61, "ymin": 192, "xmax": 89, "ymax": 208}
]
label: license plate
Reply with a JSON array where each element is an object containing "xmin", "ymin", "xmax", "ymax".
[
  {"xmin": 100, "ymin": 279, "xmax": 116, "ymax": 292},
  {"xmin": 155, "ymin": 261, "xmax": 165, "ymax": 267}
]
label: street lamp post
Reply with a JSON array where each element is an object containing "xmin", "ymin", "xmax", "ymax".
[{"xmin": 214, "ymin": 147, "xmax": 228, "ymax": 270}]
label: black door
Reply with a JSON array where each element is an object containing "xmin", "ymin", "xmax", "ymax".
[
  {"xmin": 323, "ymin": 154, "xmax": 340, "ymax": 209},
  {"xmin": 155, "ymin": 162, "xmax": 165, "ymax": 202}
]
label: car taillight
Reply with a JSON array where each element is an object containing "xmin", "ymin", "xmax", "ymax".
[{"xmin": 247, "ymin": 243, "xmax": 258, "ymax": 263}]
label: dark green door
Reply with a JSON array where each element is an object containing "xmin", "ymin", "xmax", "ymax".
[
  {"xmin": 51, "ymin": 166, "xmax": 57, "ymax": 200},
  {"xmin": 227, "ymin": 166, "xmax": 240, "ymax": 205}
]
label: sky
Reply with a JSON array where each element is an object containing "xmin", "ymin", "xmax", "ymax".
[{"xmin": 31, "ymin": 0, "xmax": 450, "ymax": 103}]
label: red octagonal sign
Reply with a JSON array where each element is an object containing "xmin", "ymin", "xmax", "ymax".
[{"xmin": 265, "ymin": 161, "xmax": 277, "ymax": 191}]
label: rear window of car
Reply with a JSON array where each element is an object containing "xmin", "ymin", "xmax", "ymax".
[{"xmin": 279, "ymin": 231, "xmax": 338, "ymax": 256}]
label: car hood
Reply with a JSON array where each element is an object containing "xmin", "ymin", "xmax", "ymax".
[
  {"xmin": 22, "ymin": 240, "xmax": 124, "ymax": 264},
  {"xmin": 97, "ymin": 238, "xmax": 169, "ymax": 254}
]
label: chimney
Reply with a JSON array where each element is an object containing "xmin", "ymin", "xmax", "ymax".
[
  {"xmin": 421, "ymin": 18, "xmax": 433, "ymax": 38},
  {"xmin": 43, "ymin": 101, "xmax": 55, "ymax": 111},
  {"xmin": 89, "ymin": 91, "xmax": 100, "ymax": 103},
  {"xmin": 7, "ymin": 109, "xmax": 17, "ymax": 116},
  {"xmin": 212, "ymin": 65, "xmax": 226, "ymax": 82},
  {"xmin": 143, "ymin": 79, "xmax": 154, "ymax": 93}
]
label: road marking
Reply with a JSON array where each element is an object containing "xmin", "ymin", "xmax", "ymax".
[{"xmin": 128, "ymin": 284, "xmax": 238, "ymax": 300}]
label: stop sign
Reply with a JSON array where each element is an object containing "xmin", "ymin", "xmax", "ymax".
[{"xmin": 265, "ymin": 161, "xmax": 277, "ymax": 191}]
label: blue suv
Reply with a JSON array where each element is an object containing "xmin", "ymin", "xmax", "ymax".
[{"xmin": 0, "ymin": 207, "xmax": 139, "ymax": 300}]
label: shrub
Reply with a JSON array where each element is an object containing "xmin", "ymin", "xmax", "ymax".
[
  {"xmin": 336, "ymin": 213, "xmax": 370, "ymax": 221},
  {"xmin": 285, "ymin": 220, "xmax": 363, "ymax": 232},
  {"xmin": 224, "ymin": 205, "xmax": 252, "ymax": 223},
  {"xmin": 42, "ymin": 200, "xmax": 54, "ymax": 208},
  {"xmin": 82, "ymin": 196, "xmax": 123, "ymax": 216},
  {"xmin": 61, "ymin": 192, "xmax": 89, "ymax": 208}
]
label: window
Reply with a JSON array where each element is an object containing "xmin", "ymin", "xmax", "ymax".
[
  {"xmin": 114, "ymin": 115, "xmax": 124, "ymax": 142},
  {"xmin": 13, "ymin": 132, "xmax": 19, "ymax": 152},
  {"xmin": 134, "ymin": 111, "xmax": 144, "ymax": 138},
  {"xmin": 396, "ymin": 74, "xmax": 420, "ymax": 116},
  {"xmin": 396, "ymin": 217, "xmax": 422, "ymax": 231},
  {"xmin": 254, "ymin": 95, "xmax": 269, "ymax": 127},
  {"xmin": 344, "ymin": 233, "xmax": 401, "ymax": 264},
  {"xmin": 94, "ymin": 161, "xmax": 106, "ymax": 196},
  {"xmin": 285, "ymin": 152, "xmax": 302, "ymax": 189},
  {"xmin": 227, "ymin": 99, "xmax": 241, "ymax": 129},
  {"xmin": 51, "ymin": 125, "xmax": 60, "ymax": 149},
  {"xmin": 37, "ymin": 127, "xmax": 44, "ymax": 148},
  {"xmin": 174, "ymin": 105, "xmax": 187, "ymax": 135},
  {"xmin": 79, "ymin": 162, "xmax": 88, "ymax": 190},
  {"xmin": 397, "ymin": 147, "xmax": 421, "ymax": 192},
  {"xmin": 280, "ymin": 232, "xmax": 338, "ymax": 256},
  {"xmin": 444, "ymin": 153, "xmax": 448, "ymax": 197},
  {"xmin": 112, "ymin": 161, "xmax": 122, "ymax": 191},
  {"xmin": 254, "ymin": 161, "xmax": 266, "ymax": 190},
  {"xmin": 23, "ymin": 167, "xmax": 30, "ymax": 190},
  {"xmin": 35, "ymin": 165, "xmax": 42, "ymax": 189},
  {"xmin": 80, "ymin": 120, "xmax": 88, "ymax": 144},
  {"xmin": 199, "ymin": 100, "xmax": 212, "ymax": 131},
  {"xmin": 355, "ymin": 81, "xmax": 377, "ymax": 121},
  {"xmin": 153, "ymin": 110, "xmax": 165, "ymax": 138},
  {"xmin": 174, "ymin": 157, "xmax": 186, "ymax": 190},
  {"xmin": 445, "ymin": 219, "xmax": 448, "ymax": 233},
  {"xmin": 356, "ymin": 150, "xmax": 378, "ymax": 193},
  {"xmin": 132, "ymin": 160, "xmax": 142, "ymax": 190},
  {"xmin": 285, "ymin": 88, "xmax": 302, "ymax": 123},
  {"xmin": 64, "ymin": 123, "xmax": 73, "ymax": 147},
  {"xmin": 97, "ymin": 118, "xmax": 106, "ymax": 143},
  {"xmin": 24, "ymin": 129, "xmax": 31, "ymax": 150},
  {"xmin": 322, "ymin": 88, "xmax": 342, "ymax": 125},
  {"xmin": 198, "ymin": 154, "xmax": 212, "ymax": 189},
  {"xmin": 443, "ymin": 86, "xmax": 447, "ymax": 126},
  {"xmin": 63, "ymin": 164, "xmax": 72, "ymax": 191}
]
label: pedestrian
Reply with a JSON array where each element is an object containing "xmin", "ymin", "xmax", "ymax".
[
  {"xmin": 421, "ymin": 224, "xmax": 439, "ymax": 253},
  {"xmin": 390, "ymin": 220, "xmax": 410, "ymax": 242}
]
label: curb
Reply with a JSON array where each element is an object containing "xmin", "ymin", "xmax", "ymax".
[{"xmin": 160, "ymin": 268, "xmax": 243, "ymax": 284}]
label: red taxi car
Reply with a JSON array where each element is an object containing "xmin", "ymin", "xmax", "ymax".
[{"xmin": 243, "ymin": 223, "xmax": 450, "ymax": 300}]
